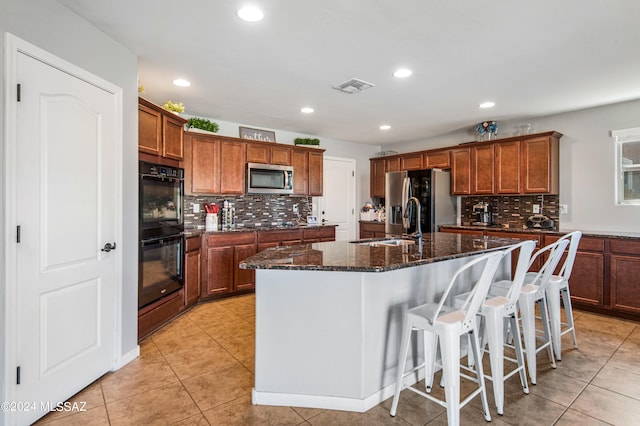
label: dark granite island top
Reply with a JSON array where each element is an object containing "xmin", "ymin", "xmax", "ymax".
[{"xmin": 240, "ymin": 232, "xmax": 519, "ymax": 272}]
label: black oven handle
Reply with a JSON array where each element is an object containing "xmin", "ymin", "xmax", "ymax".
[
  {"xmin": 139, "ymin": 173, "xmax": 184, "ymax": 183},
  {"xmin": 140, "ymin": 234, "xmax": 183, "ymax": 245}
]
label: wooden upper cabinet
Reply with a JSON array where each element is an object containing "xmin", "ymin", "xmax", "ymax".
[
  {"xmin": 522, "ymin": 135, "xmax": 559, "ymax": 194},
  {"xmin": 138, "ymin": 103, "xmax": 162, "ymax": 155},
  {"xmin": 220, "ymin": 140, "xmax": 246, "ymax": 194},
  {"xmin": 473, "ymin": 144, "xmax": 494, "ymax": 194},
  {"xmin": 424, "ymin": 150, "xmax": 451, "ymax": 169},
  {"xmin": 308, "ymin": 151, "xmax": 323, "ymax": 196},
  {"xmin": 370, "ymin": 158, "xmax": 386, "ymax": 198},
  {"xmin": 400, "ymin": 153, "xmax": 423, "ymax": 170},
  {"xmin": 184, "ymin": 133, "xmax": 220, "ymax": 194},
  {"xmin": 246, "ymin": 143, "xmax": 270, "ymax": 163},
  {"xmin": 138, "ymin": 97, "xmax": 186, "ymax": 161},
  {"xmin": 451, "ymin": 148, "xmax": 472, "ymax": 195},
  {"xmin": 163, "ymin": 114, "xmax": 185, "ymax": 160},
  {"xmin": 291, "ymin": 149, "xmax": 308, "ymax": 195},
  {"xmin": 495, "ymin": 140, "xmax": 520, "ymax": 194},
  {"xmin": 271, "ymin": 145, "xmax": 292, "ymax": 165},
  {"xmin": 386, "ymin": 157, "xmax": 401, "ymax": 173}
]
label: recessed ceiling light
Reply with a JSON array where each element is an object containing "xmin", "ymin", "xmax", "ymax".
[
  {"xmin": 393, "ymin": 69, "xmax": 412, "ymax": 78},
  {"xmin": 301, "ymin": 107, "xmax": 314, "ymax": 114},
  {"xmin": 479, "ymin": 101, "xmax": 495, "ymax": 109},
  {"xmin": 173, "ymin": 79, "xmax": 191, "ymax": 87},
  {"xmin": 237, "ymin": 6, "xmax": 264, "ymax": 22},
  {"xmin": 380, "ymin": 125, "xmax": 391, "ymax": 130}
]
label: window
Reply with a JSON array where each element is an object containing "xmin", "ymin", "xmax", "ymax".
[{"xmin": 613, "ymin": 127, "xmax": 640, "ymax": 205}]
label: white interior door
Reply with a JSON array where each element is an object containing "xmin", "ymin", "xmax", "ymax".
[
  {"xmin": 10, "ymin": 45, "xmax": 119, "ymax": 424},
  {"xmin": 315, "ymin": 157, "xmax": 356, "ymax": 241}
]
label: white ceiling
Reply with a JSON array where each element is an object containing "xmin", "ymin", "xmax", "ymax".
[{"xmin": 58, "ymin": 0, "xmax": 640, "ymax": 145}]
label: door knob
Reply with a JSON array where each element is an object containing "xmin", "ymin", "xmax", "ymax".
[{"xmin": 101, "ymin": 242, "xmax": 116, "ymax": 252}]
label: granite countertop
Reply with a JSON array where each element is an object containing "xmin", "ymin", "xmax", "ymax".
[
  {"xmin": 183, "ymin": 223, "xmax": 337, "ymax": 239},
  {"xmin": 439, "ymin": 224, "xmax": 640, "ymax": 240},
  {"xmin": 240, "ymin": 232, "xmax": 520, "ymax": 273}
]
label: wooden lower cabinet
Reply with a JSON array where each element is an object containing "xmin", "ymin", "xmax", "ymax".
[
  {"xmin": 610, "ymin": 240, "xmax": 640, "ymax": 315},
  {"xmin": 257, "ymin": 229, "xmax": 302, "ymax": 252},
  {"xmin": 485, "ymin": 230, "xmax": 542, "ymax": 271},
  {"xmin": 202, "ymin": 232, "xmax": 256, "ymax": 298},
  {"xmin": 360, "ymin": 221, "xmax": 385, "ymax": 239},
  {"xmin": 439, "ymin": 227, "xmax": 483, "ymax": 236},
  {"xmin": 184, "ymin": 236, "xmax": 201, "ymax": 307}
]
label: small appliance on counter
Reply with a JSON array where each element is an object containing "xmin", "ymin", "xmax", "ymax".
[
  {"xmin": 472, "ymin": 202, "xmax": 493, "ymax": 226},
  {"xmin": 525, "ymin": 214, "xmax": 555, "ymax": 229}
]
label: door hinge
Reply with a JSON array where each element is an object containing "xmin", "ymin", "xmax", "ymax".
[
  {"xmin": 17, "ymin": 84, "xmax": 21, "ymax": 102},
  {"xmin": 16, "ymin": 366, "xmax": 21, "ymax": 384},
  {"xmin": 352, "ymin": 170, "xmax": 355, "ymax": 177},
  {"xmin": 16, "ymin": 225, "xmax": 21, "ymax": 243},
  {"xmin": 352, "ymin": 208, "xmax": 355, "ymax": 214}
]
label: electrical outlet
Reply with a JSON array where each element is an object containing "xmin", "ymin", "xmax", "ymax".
[
  {"xmin": 532, "ymin": 204, "xmax": 540, "ymax": 214},
  {"xmin": 292, "ymin": 203, "xmax": 299, "ymax": 214},
  {"xmin": 560, "ymin": 204, "xmax": 568, "ymax": 214},
  {"xmin": 193, "ymin": 203, "xmax": 200, "ymax": 213}
]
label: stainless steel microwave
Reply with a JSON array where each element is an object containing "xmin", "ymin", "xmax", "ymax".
[{"xmin": 246, "ymin": 163, "xmax": 294, "ymax": 194}]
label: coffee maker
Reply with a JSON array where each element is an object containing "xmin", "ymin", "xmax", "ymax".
[{"xmin": 472, "ymin": 202, "xmax": 492, "ymax": 226}]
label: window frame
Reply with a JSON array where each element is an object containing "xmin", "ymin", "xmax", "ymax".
[{"xmin": 613, "ymin": 127, "xmax": 640, "ymax": 205}]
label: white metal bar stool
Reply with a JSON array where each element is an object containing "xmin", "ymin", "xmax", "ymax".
[
  {"xmin": 491, "ymin": 238, "xmax": 569, "ymax": 385},
  {"xmin": 390, "ymin": 251, "xmax": 504, "ymax": 426},
  {"xmin": 544, "ymin": 231, "xmax": 581, "ymax": 360},
  {"xmin": 463, "ymin": 240, "xmax": 536, "ymax": 415}
]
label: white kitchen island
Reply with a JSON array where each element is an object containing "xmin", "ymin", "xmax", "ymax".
[{"xmin": 240, "ymin": 233, "xmax": 516, "ymax": 412}]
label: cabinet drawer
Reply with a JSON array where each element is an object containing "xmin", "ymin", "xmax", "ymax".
[
  {"xmin": 303, "ymin": 227, "xmax": 335, "ymax": 240},
  {"xmin": 185, "ymin": 236, "xmax": 201, "ymax": 252},
  {"xmin": 610, "ymin": 239, "xmax": 640, "ymax": 255},
  {"xmin": 439, "ymin": 227, "xmax": 484, "ymax": 236},
  {"xmin": 543, "ymin": 235, "xmax": 605, "ymax": 252},
  {"xmin": 257, "ymin": 229, "xmax": 302, "ymax": 243},
  {"xmin": 207, "ymin": 232, "xmax": 256, "ymax": 247}
]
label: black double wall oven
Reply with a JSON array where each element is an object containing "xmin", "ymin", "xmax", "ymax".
[{"xmin": 138, "ymin": 161, "xmax": 184, "ymax": 308}]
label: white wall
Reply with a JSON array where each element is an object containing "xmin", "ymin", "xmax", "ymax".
[
  {"xmin": 385, "ymin": 99, "xmax": 640, "ymax": 233},
  {"xmin": 0, "ymin": 0, "xmax": 139, "ymax": 397},
  {"xmin": 189, "ymin": 117, "xmax": 381, "ymax": 211}
]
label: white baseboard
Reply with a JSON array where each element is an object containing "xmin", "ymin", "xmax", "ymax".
[
  {"xmin": 113, "ymin": 345, "xmax": 140, "ymax": 370},
  {"xmin": 251, "ymin": 371, "xmax": 422, "ymax": 413}
]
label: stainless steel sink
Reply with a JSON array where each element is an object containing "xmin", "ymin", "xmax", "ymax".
[{"xmin": 351, "ymin": 238, "xmax": 416, "ymax": 247}]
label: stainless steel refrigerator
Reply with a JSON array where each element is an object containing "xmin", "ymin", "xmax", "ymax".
[{"xmin": 385, "ymin": 169, "xmax": 457, "ymax": 235}]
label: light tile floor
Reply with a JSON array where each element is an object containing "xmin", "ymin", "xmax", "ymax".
[{"xmin": 36, "ymin": 294, "xmax": 640, "ymax": 425}]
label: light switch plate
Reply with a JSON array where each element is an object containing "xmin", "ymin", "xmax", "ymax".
[{"xmin": 560, "ymin": 204, "xmax": 568, "ymax": 214}]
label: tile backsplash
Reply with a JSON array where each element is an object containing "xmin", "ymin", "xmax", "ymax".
[
  {"xmin": 461, "ymin": 195, "xmax": 559, "ymax": 230},
  {"xmin": 184, "ymin": 194, "xmax": 312, "ymax": 229}
]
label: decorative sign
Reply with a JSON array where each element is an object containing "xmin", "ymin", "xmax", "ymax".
[{"xmin": 239, "ymin": 126, "xmax": 276, "ymax": 142}]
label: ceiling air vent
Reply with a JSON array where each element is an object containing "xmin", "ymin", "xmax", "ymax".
[{"xmin": 332, "ymin": 78, "xmax": 375, "ymax": 94}]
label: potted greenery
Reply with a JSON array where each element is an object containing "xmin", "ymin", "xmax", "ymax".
[
  {"xmin": 162, "ymin": 100, "xmax": 185, "ymax": 114},
  {"xmin": 186, "ymin": 117, "xmax": 219, "ymax": 134},
  {"xmin": 294, "ymin": 137, "xmax": 320, "ymax": 146}
]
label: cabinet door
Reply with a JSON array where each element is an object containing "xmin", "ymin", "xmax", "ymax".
[
  {"xmin": 234, "ymin": 244, "xmax": 257, "ymax": 291},
  {"xmin": 568, "ymin": 252, "xmax": 604, "ymax": 307},
  {"xmin": 292, "ymin": 149, "xmax": 308, "ymax": 195},
  {"xmin": 386, "ymin": 157, "xmax": 401, "ymax": 173},
  {"xmin": 473, "ymin": 144, "xmax": 494, "ymax": 194},
  {"xmin": 247, "ymin": 143, "xmax": 270, "ymax": 163},
  {"xmin": 495, "ymin": 141, "xmax": 520, "ymax": 194},
  {"xmin": 451, "ymin": 148, "xmax": 472, "ymax": 195},
  {"xmin": 220, "ymin": 140, "xmax": 246, "ymax": 194},
  {"xmin": 271, "ymin": 146, "xmax": 291, "ymax": 165},
  {"xmin": 424, "ymin": 150, "xmax": 451, "ymax": 168},
  {"xmin": 610, "ymin": 255, "xmax": 640, "ymax": 314},
  {"xmin": 163, "ymin": 114, "xmax": 184, "ymax": 160},
  {"xmin": 522, "ymin": 137, "xmax": 554, "ymax": 193},
  {"xmin": 400, "ymin": 154, "xmax": 423, "ymax": 170},
  {"xmin": 204, "ymin": 246, "xmax": 233, "ymax": 296},
  {"xmin": 138, "ymin": 104, "xmax": 162, "ymax": 155},
  {"xmin": 370, "ymin": 158, "xmax": 386, "ymax": 198},
  {"xmin": 308, "ymin": 151, "xmax": 324, "ymax": 196},
  {"xmin": 190, "ymin": 135, "xmax": 220, "ymax": 194},
  {"xmin": 184, "ymin": 249, "xmax": 200, "ymax": 306}
]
